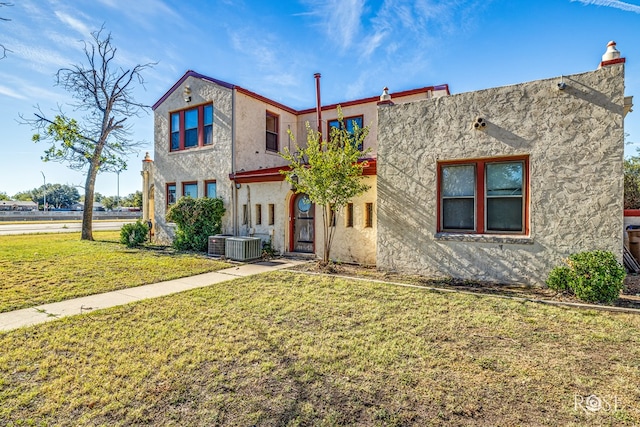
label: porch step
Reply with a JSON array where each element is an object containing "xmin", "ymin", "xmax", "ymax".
[{"xmin": 283, "ymin": 252, "xmax": 317, "ymax": 260}]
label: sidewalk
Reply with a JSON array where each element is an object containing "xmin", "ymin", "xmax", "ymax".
[{"xmin": 0, "ymin": 259, "xmax": 305, "ymax": 332}]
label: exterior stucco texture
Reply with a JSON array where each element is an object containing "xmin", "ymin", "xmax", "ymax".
[
  {"xmin": 152, "ymin": 77, "xmax": 234, "ymax": 243},
  {"xmin": 376, "ymin": 65, "xmax": 625, "ymax": 285}
]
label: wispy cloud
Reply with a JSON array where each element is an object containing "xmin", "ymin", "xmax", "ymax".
[
  {"xmin": 0, "ymin": 85, "xmax": 28, "ymax": 100},
  {"xmin": 302, "ymin": 0, "xmax": 365, "ymax": 49},
  {"xmin": 96, "ymin": 0, "xmax": 185, "ymax": 30},
  {"xmin": 571, "ymin": 0, "xmax": 640, "ymax": 13},
  {"xmin": 54, "ymin": 11, "xmax": 92, "ymax": 35},
  {"xmin": 229, "ymin": 28, "xmax": 279, "ymax": 70}
]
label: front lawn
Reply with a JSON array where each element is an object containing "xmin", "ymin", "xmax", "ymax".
[
  {"xmin": 0, "ymin": 231, "xmax": 230, "ymax": 313},
  {"xmin": 1, "ymin": 271, "xmax": 638, "ymax": 425}
]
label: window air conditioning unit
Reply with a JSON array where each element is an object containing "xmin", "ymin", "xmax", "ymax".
[
  {"xmin": 225, "ymin": 237, "xmax": 262, "ymax": 261},
  {"xmin": 208, "ymin": 234, "xmax": 232, "ymax": 256}
]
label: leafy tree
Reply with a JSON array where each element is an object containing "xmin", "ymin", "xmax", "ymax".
[
  {"xmin": 25, "ymin": 28, "xmax": 154, "ymax": 240},
  {"xmin": 120, "ymin": 190, "xmax": 143, "ymax": 208},
  {"xmin": 42, "ymin": 184, "xmax": 80, "ymax": 209},
  {"xmin": 0, "ymin": 192, "xmax": 9, "ymax": 201},
  {"xmin": 167, "ymin": 197, "xmax": 225, "ymax": 251},
  {"xmin": 281, "ymin": 107, "xmax": 370, "ymax": 265},
  {"xmin": 101, "ymin": 196, "xmax": 117, "ymax": 211},
  {"xmin": 625, "ymin": 155, "xmax": 640, "ymax": 209},
  {"xmin": 12, "ymin": 191, "xmax": 33, "ymax": 202}
]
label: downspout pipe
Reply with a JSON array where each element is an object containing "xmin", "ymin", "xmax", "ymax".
[
  {"xmin": 232, "ymin": 88, "xmax": 238, "ymax": 236},
  {"xmin": 314, "ymin": 73, "xmax": 322, "ymax": 135}
]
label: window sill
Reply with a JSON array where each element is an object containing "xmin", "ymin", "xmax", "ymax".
[{"xmin": 434, "ymin": 232, "xmax": 533, "ymax": 245}]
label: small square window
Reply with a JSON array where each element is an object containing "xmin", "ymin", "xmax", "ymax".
[
  {"xmin": 166, "ymin": 183, "xmax": 176, "ymax": 207},
  {"xmin": 256, "ymin": 204, "xmax": 262, "ymax": 225},
  {"xmin": 365, "ymin": 203, "xmax": 373, "ymax": 228},
  {"xmin": 268, "ymin": 204, "xmax": 275, "ymax": 225},
  {"xmin": 205, "ymin": 180, "xmax": 217, "ymax": 198},
  {"xmin": 182, "ymin": 182, "xmax": 198, "ymax": 198},
  {"xmin": 346, "ymin": 203, "xmax": 354, "ymax": 228}
]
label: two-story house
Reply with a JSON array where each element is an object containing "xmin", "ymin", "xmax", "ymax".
[
  {"xmin": 144, "ymin": 42, "xmax": 631, "ymax": 286},
  {"xmin": 146, "ymin": 70, "xmax": 449, "ymax": 265}
]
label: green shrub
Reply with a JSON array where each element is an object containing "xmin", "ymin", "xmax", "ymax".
[
  {"xmin": 166, "ymin": 197, "xmax": 225, "ymax": 251},
  {"xmin": 120, "ymin": 220, "xmax": 150, "ymax": 248},
  {"xmin": 546, "ymin": 250, "xmax": 625, "ymax": 304},
  {"xmin": 546, "ymin": 265, "xmax": 572, "ymax": 293}
]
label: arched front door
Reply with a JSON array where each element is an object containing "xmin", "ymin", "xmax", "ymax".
[{"xmin": 291, "ymin": 193, "xmax": 314, "ymax": 253}]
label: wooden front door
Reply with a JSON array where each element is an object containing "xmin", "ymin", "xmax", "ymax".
[{"xmin": 292, "ymin": 193, "xmax": 314, "ymax": 253}]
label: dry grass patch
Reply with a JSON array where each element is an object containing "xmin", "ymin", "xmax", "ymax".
[
  {"xmin": 0, "ymin": 231, "xmax": 230, "ymax": 312},
  {"xmin": 1, "ymin": 271, "xmax": 639, "ymax": 426}
]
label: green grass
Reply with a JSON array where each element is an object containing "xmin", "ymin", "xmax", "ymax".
[
  {"xmin": 1, "ymin": 271, "xmax": 639, "ymax": 426},
  {"xmin": 0, "ymin": 231, "xmax": 231, "ymax": 313}
]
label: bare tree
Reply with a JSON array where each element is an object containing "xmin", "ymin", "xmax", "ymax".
[
  {"xmin": 25, "ymin": 28, "xmax": 154, "ymax": 240},
  {"xmin": 1, "ymin": 2, "xmax": 13, "ymax": 59}
]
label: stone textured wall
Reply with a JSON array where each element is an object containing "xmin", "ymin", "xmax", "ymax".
[
  {"xmin": 377, "ymin": 65, "xmax": 625, "ymax": 285},
  {"xmin": 152, "ymin": 76, "xmax": 234, "ymax": 243}
]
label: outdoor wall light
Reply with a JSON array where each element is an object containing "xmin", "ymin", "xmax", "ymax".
[
  {"xmin": 557, "ymin": 76, "xmax": 566, "ymax": 90},
  {"xmin": 235, "ymin": 182, "xmax": 241, "ymax": 189},
  {"xmin": 473, "ymin": 117, "xmax": 486, "ymax": 130},
  {"xmin": 183, "ymin": 85, "xmax": 192, "ymax": 102}
]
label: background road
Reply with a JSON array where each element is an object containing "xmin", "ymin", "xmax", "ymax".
[{"xmin": 0, "ymin": 221, "xmax": 134, "ymax": 235}]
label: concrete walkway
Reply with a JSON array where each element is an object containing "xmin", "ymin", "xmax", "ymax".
[{"xmin": 0, "ymin": 259, "xmax": 304, "ymax": 332}]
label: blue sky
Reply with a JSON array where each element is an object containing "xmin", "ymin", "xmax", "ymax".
[{"xmin": 1, "ymin": 0, "xmax": 639, "ymax": 198}]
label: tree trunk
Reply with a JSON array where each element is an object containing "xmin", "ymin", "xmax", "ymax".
[{"xmin": 81, "ymin": 162, "xmax": 98, "ymax": 241}]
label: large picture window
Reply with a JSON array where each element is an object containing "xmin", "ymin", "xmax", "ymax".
[
  {"xmin": 169, "ymin": 104, "xmax": 214, "ymax": 152},
  {"xmin": 438, "ymin": 156, "xmax": 528, "ymax": 234},
  {"xmin": 328, "ymin": 115, "xmax": 364, "ymax": 150}
]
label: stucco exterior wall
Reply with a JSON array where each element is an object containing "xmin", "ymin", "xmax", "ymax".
[
  {"xmin": 317, "ymin": 176, "xmax": 377, "ymax": 265},
  {"xmin": 152, "ymin": 76, "xmax": 234, "ymax": 243},
  {"xmin": 234, "ymin": 181, "xmax": 291, "ymax": 253},
  {"xmin": 377, "ymin": 65, "xmax": 625, "ymax": 285},
  {"xmin": 234, "ymin": 92, "xmax": 298, "ymax": 172}
]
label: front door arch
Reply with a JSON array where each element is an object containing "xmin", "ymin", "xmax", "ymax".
[{"xmin": 289, "ymin": 193, "xmax": 314, "ymax": 253}]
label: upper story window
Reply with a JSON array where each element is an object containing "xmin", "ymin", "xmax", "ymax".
[
  {"xmin": 184, "ymin": 109, "xmax": 198, "ymax": 148},
  {"xmin": 169, "ymin": 103, "xmax": 214, "ymax": 152},
  {"xmin": 328, "ymin": 115, "xmax": 364, "ymax": 151},
  {"xmin": 266, "ymin": 111, "xmax": 278, "ymax": 152},
  {"xmin": 204, "ymin": 105, "xmax": 213, "ymax": 146},
  {"xmin": 438, "ymin": 156, "xmax": 528, "ymax": 234}
]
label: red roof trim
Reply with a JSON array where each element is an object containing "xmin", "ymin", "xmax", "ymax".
[
  {"xmin": 235, "ymin": 87, "xmax": 298, "ymax": 115},
  {"xmin": 153, "ymin": 71, "xmax": 449, "ymax": 116},
  {"xmin": 229, "ymin": 159, "xmax": 376, "ymax": 184},
  {"xmin": 152, "ymin": 70, "xmax": 235, "ymax": 110},
  {"xmin": 297, "ymin": 85, "xmax": 450, "ymax": 114},
  {"xmin": 600, "ymin": 58, "xmax": 626, "ymax": 67}
]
